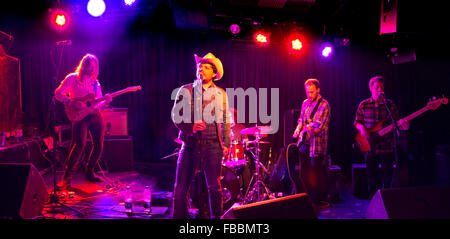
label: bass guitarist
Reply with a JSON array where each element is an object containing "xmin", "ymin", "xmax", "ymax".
[
  {"xmin": 354, "ymin": 76, "xmax": 409, "ymax": 198},
  {"xmin": 55, "ymin": 53, "xmax": 112, "ymax": 189},
  {"xmin": 292, "ymin": 78, "xmax": 331, "ymax": 213}
]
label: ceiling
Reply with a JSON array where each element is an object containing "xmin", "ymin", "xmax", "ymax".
[{"xmin": 2, "ymin": 0, "xmax": 449, "ymax": 46}]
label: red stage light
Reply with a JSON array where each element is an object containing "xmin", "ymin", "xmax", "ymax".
[
  {"xmin": 291, "ymin": 39, "xmax": 303, "ymax": 51},
  {"xmin": 50, "ymin": 9, "xmax": 70, "ymax": 30},
  {"xmin": 254, "ymin": 31, "xmax": 270, "ymax": 46},
  {"xmin": 55, "ymin": 14, "xmax": 67, "ymax": 27},
  {"xmin": 287, "ymin": 32, "xmax": 305, "ymax": 54}
]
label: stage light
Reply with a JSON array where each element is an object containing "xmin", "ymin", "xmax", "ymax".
[
  {"xmin": 50, "ymin": 9, "xmax": 70, "ymax": 30},
  {"xmin": 87, "ymin": 0, "xmax": 106, "ymax": 17},
  {"xmin": 291, "ymin": 39, "xmax": 303, "ymax": 51},
  {"xmin": 254, "ymin": 31, "xmax": 270, "ymax": 46},
  {"xmin": 124, "ymin": 0, "xmax": 136, "ymax": 6},
  {"xmin": 286, "ymin": 31, "xmax": 305, "ymax": 54},
  {"xmin": 321, "ymin": 46, "xmax": 333, "ymax": 57},
  {"xmin": 229, "ymin": 24, "xmax": 241, "ymax": 35},
  {"xmin": 320, "ymin": 44, "xmax": 334, "ymax": 58}
]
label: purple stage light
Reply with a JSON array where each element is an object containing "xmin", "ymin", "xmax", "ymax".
[{"xmin": 321, "ymin": 45, "xmax": 333, "ymax": 58}]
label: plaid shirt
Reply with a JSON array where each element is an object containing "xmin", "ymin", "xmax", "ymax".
[
  {"xmin": 354, "ymin": 97, "xmax": 401, "ymax": 154},
  {"xmin": 297, "ymin": 95, "xmax": 330, "ymax": 157}
]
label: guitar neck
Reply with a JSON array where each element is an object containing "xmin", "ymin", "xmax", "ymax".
[
  {"xmin": 378, "ymin": 106, "xmax": 429, "ymax": 136},
  {"xmin": 90, "ymin": 88, "xmax": 134, "ymax": 105}
]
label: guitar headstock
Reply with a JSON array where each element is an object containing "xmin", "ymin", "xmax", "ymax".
[
  {"xmin": 426, "ymin": 96, "xmax": 448, "ymax": 110},
  {"xmin": 127, "ymin": 85, "xmax": 142, "ymax": 92}
]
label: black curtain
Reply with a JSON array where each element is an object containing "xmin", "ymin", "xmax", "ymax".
[{"xmin": 5, "ymin": 20, "xmax": 449, "ymax": 180}]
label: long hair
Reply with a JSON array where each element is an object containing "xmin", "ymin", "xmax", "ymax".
[{"xmin": 74, "ymin": 53, "xmax": 99, "ymax": 81}]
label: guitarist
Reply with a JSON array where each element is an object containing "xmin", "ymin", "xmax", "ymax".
[
  {"xmin": 354, "ymin": 76, "xmax": 409, "ymax": 198},
  {"xmin": 54, "ymin": 53, "xmax": 112, "ymax": 189},
  {"xmin": 292, "ymin": 78, "xmax": 330, "ymax": 213}
]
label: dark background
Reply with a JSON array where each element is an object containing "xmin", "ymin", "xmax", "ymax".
[{"xmin": 1, "ymin": 0, "xmax": 449, "ymax": 183}]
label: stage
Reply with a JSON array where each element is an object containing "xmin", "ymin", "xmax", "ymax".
[{"xmin": 36, "ymin": 161, "xmax": 369, "ymax": 220}]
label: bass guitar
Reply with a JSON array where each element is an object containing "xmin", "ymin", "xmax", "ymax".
[
  {"xmin": 355, "ymin": 97, "xmax": 448, "ymax": 153},
  {"xmin": 65, "ymin": 85, "xmax": 142, "ymax": 122}
]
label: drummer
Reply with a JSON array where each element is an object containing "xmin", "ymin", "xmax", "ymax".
[{"xmin": 230, "ymin": 108, "xmax": 249, "ymax": 143}]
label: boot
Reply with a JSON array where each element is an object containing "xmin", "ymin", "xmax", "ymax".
[
  {"xmin": 85, "ymin": 157, "xmax": 104, "ymax": 183},
  {"xmin": 85, "ymin": 171, "xmax": 104, "ymax": 182}
]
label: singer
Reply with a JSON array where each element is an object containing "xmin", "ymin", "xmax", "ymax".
[
  {"xmin": 354, "ymin": 76, "xmax": 409, "ymax": 198},
  {"xmin": 171, "ymin": 52, "xmax": 231, "ymax": 219}
]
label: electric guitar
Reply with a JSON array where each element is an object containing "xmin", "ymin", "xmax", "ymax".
[
  {"xmin": 65, "ymin": 85, "xmax": 142, "ymax": 122},
  {"xmin": 355, "ymin": 97, "xmax": 448, "ymax": 153},
  {"xmin": 295, "ymin": 121, "xmax": 321, "ymax": 147}
]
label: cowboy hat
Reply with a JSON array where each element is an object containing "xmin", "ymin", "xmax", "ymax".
[{"xmin": 194, "ymin": 53, "xmax": 223, "ymax": 81}]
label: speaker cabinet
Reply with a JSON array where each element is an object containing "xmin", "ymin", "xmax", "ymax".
[
  {"xmin": 0, "ymin": 163, "xmax": 48, "ymax": 219},
  {"xmin": 103, "ymin": 136, "xmax": 134, "ymax": 172},
  {"xmin": 221, "ymin": 193, "xmax": 316, "ymax": 219},
  {"xmin": 352, "ymin": 163, "xmax": 369, "ymax": 199},
  {"xmin": 365, "ymin": 186, "xmax": 450, "ymax": 219},
  {"xmin": 101, "ymin": 108, "xmax": 128, "ymax": 137}
]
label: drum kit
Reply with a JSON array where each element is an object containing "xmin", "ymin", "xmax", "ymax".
[{"xmin": 220, "ymin": 125, "xmax": 276, "ymax": 207}]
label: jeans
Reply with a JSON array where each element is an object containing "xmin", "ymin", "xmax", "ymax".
[
  {"xmin": 365, "ymin": 152, "xmax": 394, "ymax": 198},
  {"xmin": 298, "ymin": 144, "xmax": 328, "ymax": 204},
  {"xmin": 172, "ymin": 139, "xmax": 223, "ymax": 219},
  {"xmin": 62, "ymin": 114, "xmax": 104, "ymax": 181}
]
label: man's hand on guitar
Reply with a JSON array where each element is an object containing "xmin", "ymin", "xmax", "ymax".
[{"xmin": 104, "ymin": 93, "xmax": 112, "ymax": 104}]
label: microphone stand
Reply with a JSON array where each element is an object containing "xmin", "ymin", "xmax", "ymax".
[
  {"xmin": 46, "ymin": 42, "xmax": 83, "ymax": 217},
  {"xmin": 382, "ymin": 96, "xmax": 400, "ymax": 189}
]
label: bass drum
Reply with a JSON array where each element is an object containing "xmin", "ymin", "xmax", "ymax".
[{"xmin": 190, "ymin": 166, "xmax": 240, "ymax": 218}]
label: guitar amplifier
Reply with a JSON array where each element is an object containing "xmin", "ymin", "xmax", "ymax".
[{"xmin": 101, "ymin": 108, "xmax": 128, "ymax": 138}]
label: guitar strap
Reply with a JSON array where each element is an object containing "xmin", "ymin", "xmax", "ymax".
[{"xmin": 307, "ymin": 97, "xmax": 323, "ymax": 122}]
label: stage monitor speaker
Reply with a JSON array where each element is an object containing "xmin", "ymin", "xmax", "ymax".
[
  {"xmin": 221, "ymin": 193, "xmax": 316, "ymax": 219},
  {"xmin": 0, "ymin": 163, "xmax": 48, "ymax": 219},
  {"xmin": 365, "ymin": 186, "xmax": 450, "ymax": 219}
]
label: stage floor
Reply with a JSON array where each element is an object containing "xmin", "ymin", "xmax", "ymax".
[{"xmin": 39, "ymin": 162, "xmax": 370, "ymax": 219}]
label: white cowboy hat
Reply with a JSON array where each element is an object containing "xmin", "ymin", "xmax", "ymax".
[{"xmin": 194, "ymin": 53, "xmax": 223, "ymax": 81}]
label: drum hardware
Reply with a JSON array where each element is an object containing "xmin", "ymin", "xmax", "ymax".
[{"xmin": 239, "ymin": 126, "xmax": 275, "ymax": 204}]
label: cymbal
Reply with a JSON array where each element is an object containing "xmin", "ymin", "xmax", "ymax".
[
  {"xmin": 244, "ymin": 140, "xmax": 271, "ymax": 144},
  {"xmin": 239, "ymin": 126, "xmax": 274, "ymax": 135}
]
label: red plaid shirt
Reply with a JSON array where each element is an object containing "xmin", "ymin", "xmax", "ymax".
[
  {"xmin": 297, "ymin": 95, "xmax": 331, "ymax": 157},
  {"xmin": 354, "ymin": 97, "xmax": 401, "ymax": 154}
]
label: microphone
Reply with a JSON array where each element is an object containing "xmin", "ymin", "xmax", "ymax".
[{"xmin": 56, "ymin": 40, "xmax": 72, "ymax": 46}]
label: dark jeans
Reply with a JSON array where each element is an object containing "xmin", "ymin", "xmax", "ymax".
[
  {"xmin": 62, "ymin": 114, "xmax": 105, "ymax": 181},
  {"xmin": 365, "ymin": 152, "xmax": 394, "ymax": 198},
  {"xmin": 298, "ymin": 144, "xmax": 328, "ymax": 204},
  {"xmin": 173, "ymin": 139, "xmax": 223, "ymax": 219}
]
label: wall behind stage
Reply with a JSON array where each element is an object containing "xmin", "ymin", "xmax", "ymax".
[{"xmin": 6, "ymin": 20, "xmax": 450, "ymax": 179}]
